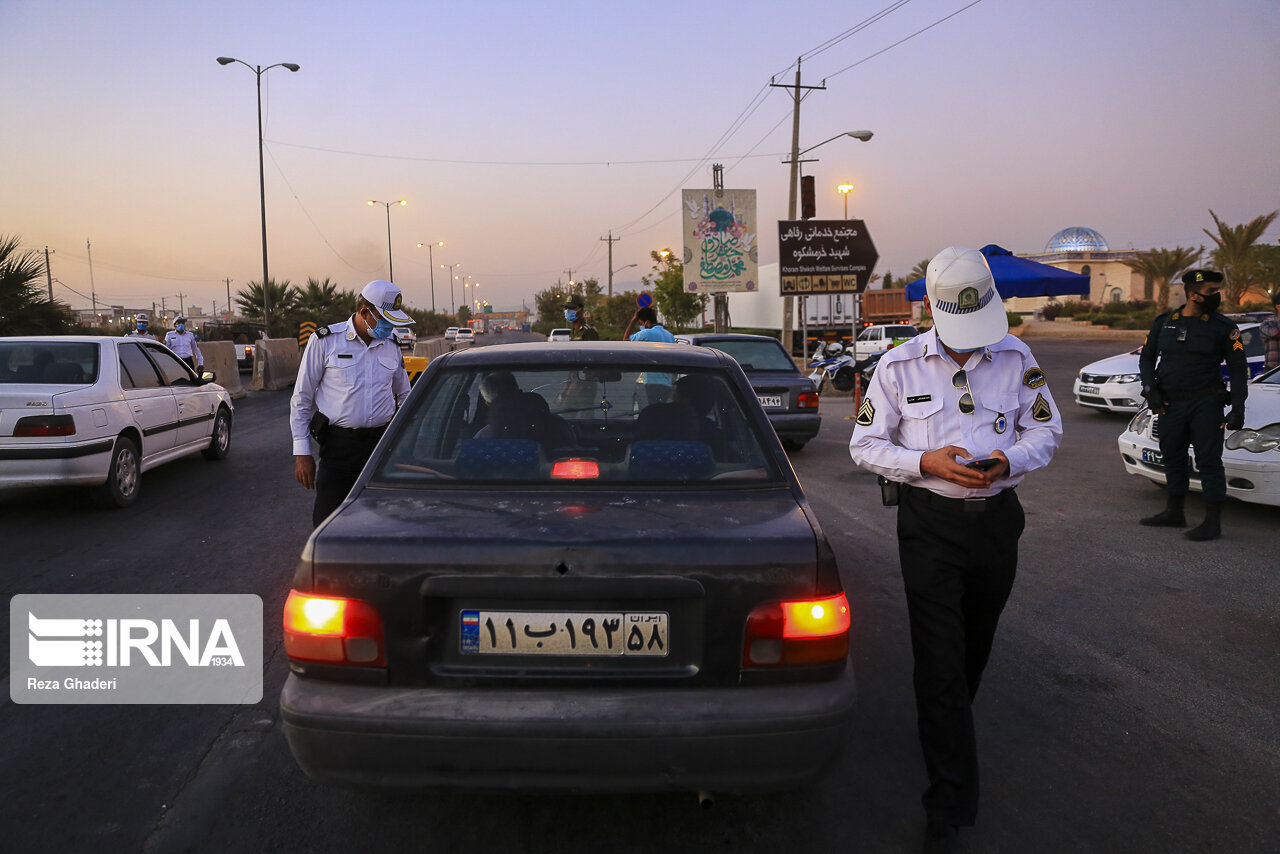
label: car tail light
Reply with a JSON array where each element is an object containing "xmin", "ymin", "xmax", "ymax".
[
  {"xmin": 743, "ymin": 592, "xmax": 850, "ymax": 667},
  {"xmin": 14, "ymin": 415, "xmax": 75, "ymax": 437},
  {"xmin": 797, "ymin": 391, "xmax": 819, "ymax": 410},
  {"xmin": 283, "ymin": 591, "xmax": 384, "ymax": 666},
  {"xmin": 552, "ymin": 458, "xmax": 600, "ymax": 479}
]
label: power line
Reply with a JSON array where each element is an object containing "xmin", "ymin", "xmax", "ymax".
[
  {"xmin": 823, "ymin": 0, "xmax": 988, "ymax": 81},
  {"xmin": 263, "ymin": 144, "xmax": 373, "ymax": 276}
]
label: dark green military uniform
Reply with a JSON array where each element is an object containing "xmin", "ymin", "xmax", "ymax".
[
  {"xmin": 569, "ymin": 323, "xmax": 599, "ymax": 341},
  {"xmin": 1138, "ymin": 304, "xmax": 1247, "ymax": 503}
]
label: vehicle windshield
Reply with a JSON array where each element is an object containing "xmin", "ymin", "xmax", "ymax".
[
  {"xmin": 700, "ymin": 340, "xmax": 797, "ymax": 372},
  {"xmin": 0, "ymin": 341, "xmax": 99, "ymax": 384},
  {"xmin": 374, "ymin": 365, "xmax": 782, "ymax": 485}
]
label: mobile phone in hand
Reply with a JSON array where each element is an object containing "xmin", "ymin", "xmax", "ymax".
[{"xmin": 965, "ymin": 457, "xmax": 1000, "ymax": 471}]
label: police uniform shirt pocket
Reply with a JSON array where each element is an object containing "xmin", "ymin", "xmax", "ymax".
[
  {"xmin": 898, "ymin": 395, "xmax": 944, "ymax": 449},
  {"xmin": 376, "ymin": 346, "xmax": 402, "ymax": 372},
  {"xmin": 324, "ymin": 353, "xmax": 359, "ymax": 391}
]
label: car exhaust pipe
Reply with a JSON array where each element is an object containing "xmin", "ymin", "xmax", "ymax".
[{"xmin": 697, "ymin": 790, "xmax": 715, "ymax": 809}]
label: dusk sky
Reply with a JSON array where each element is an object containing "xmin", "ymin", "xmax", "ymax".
[{"xmin": 4, "ymin": 0, "xmax": 1278, "ymax": 318}]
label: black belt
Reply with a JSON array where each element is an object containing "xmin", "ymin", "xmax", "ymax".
[
  {"xmin": 328, "ymin": 423, "xmax": 389, "ymax": 440},
  {"xmin": 1164, "ymin": 387, "xmax": 1222, "ymax": 403},
  {"xmin": 906, "ymin": 484, "xmax": 1014, "ymax": 513}
]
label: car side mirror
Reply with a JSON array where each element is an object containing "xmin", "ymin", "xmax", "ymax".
[{"xmin": 201, "ymin": 370, "xmax": 216, "ymax": 383}]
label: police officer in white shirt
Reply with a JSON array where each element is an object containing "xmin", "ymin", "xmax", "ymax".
[
  {"xmin": 164, "ymin": 316, "xmax": 203, "ymax": 373},
  {"xmin": 290, "ymin": 280, "xmax": 414, "ymax": 527},
  {"xmin": 126, "ymin": 312, "xmax": 158, "ymax": 341},
  {"xmin": 849, "ymin": 246, "xmax": 1062, "ymax": 854}
]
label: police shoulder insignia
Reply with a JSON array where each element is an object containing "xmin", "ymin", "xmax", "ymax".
[
  {"xmin": 1031, "ymin": 392, "xmax": 1052, "ymax": 422},
  {"xmin": 1233, "ymin": 339, "xmax": 1244, "ymax": 352},
  {"xmin": 855, "ymin": 398, "xmax": 876, "ymax": 426},
  {"xmin": 1023, "ymin": 367, "xmax": 1047, "ymax": 388},
  {"xmin": 1229, "ymin": 328, "xmax": 1241, "ymax": 340},
  {"xmin": 315, "ymin": 325, "xmax": 331, "ymax": 338}
]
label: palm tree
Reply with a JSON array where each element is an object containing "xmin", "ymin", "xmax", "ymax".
[
  {"xmin": 1203, "ymin": 209, "xmax": 1279, "ymax": 307},
  {"xmin": 234, "ymin": 279, "xmax": 299, "ymax": 338},
  {"xmin": 1120, "ymin": 246, "xmax": 1203, "ymax": 310},
  {"xmin": 0, "ymin": 233, "xmax": 74, "ymax": 336},
  {"xmin": 908, "ymin": 258, "xmax": 931, "ymax": 283}
]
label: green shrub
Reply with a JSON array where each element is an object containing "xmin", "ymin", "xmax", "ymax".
[
  {"xmin": 1237, "ymin": 299, "xmax": 1276, "ymax": 313},
  {"xmin": 1040, "ymin": 302, "xmax": 1062, "ymax": 321},
  {"xmin": 1006, "ymin": 311, "xmax": 1023, "ymax": 327},
  {"xmin": 1056, "ymin": 300, "xmax": 1092, "ymax": 318}
]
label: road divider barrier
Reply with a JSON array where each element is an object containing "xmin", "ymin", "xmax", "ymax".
[
  {"xmin": 199, "ymin": 342, "xmax": 245, "ymax": 399},
  {"xmin": 249, "ymin": 338, "xmax": 302, "ymax": 391},
  {"xmin": 412, "ymin": 339, "xmax": 451, "ymax": 359}
]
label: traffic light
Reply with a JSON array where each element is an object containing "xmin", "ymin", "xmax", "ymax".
[{"xmin": 801, "ymin": 175, "xmax": 816, "ymax": 220}]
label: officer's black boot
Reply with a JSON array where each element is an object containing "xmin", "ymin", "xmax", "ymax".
[
  {"xmin": 1140, "ymin": 493, "xmax": 1186, "ymax": 527},
  {"xmin": 1185, "ymin": 502, "xmax": 1222, "ymax": 541}
]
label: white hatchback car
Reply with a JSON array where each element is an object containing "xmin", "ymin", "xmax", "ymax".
[
  {"xmin": 445, "ymin": 327, "xmax": 459, "ymax": 341},
  {"xmin": 1075, "ymin": 322, "xmax": 1265, "ymax": 414},
  {"xmin": 1117, "ymin": 366, "xmax": 1280, "ymax": 506},
  {"xmin": 547, "ymin": 328, "xmax": 572, "ymax": 342},
  {"xmin": 454, "ymin": 329, "xmax": 475, "ymax": 345},
  {"xmin": 0, "ymin": 337, "xmax": 233, "ymax": 507}
]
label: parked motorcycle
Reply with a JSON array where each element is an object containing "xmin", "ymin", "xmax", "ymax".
[{"xmin": 808, "ymin": 342, "xmax": 885, "ymax": 394}]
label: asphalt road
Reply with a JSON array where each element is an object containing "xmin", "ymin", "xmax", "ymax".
[{"xmin": 1, "ymin": 335, "xmax": 1276, "ymax": 853}]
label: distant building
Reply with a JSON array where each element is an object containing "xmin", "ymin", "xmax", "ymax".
[{"xmin": 1006, "ymin": 227, "xmax": 1146, "ymax": 314}]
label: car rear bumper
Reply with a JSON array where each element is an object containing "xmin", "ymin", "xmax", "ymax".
[
  {"xmin": 280, "ymin": 664, "xmax": 856, "ymax": 792},
  {"xmin": 767, "ymin": 412, "xmax": 821, "ymax": 443},
  {"xmin": 0, "ymin": 439, "xmax": 114, "ymax": 487}
]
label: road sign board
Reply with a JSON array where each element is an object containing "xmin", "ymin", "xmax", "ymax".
[{"xmin": 778, "ymin": 219, "xmax": 878, "ymax": 294}]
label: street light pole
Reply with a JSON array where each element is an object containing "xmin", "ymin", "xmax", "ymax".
[
  {"xmin": 368, "ymin": 199, "xmax": 407, "ymax": 283},
  {"xmin": 217, "ymin": 56, "xmax": 300, "ymax": 337},
  {"xmin": 416, "ymin": 241, "xmax": 444, "ymax": 312},
  {"xmin": 442, "ymin": 263, "xmax": 460, "ymax": 317},
  {"xmin": 838, "ymin": 183, "xmax": 854, "ymax": 220}
]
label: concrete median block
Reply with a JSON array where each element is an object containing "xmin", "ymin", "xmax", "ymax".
[
  {"xmin": 248, "ymin": 337, "xmax": 302, "ymax": 391},
  {"xmin": 412, "ymin": 339, "xmax": 451, "ymax": 359},
  {"xmin": 200, "ymin": 341, "xmax": 245, "ymax": 399}
]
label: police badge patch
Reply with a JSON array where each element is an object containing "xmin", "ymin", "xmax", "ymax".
[
  {"xmin": 855, "ymin": 398, "xmax": 876, "ymax": 426},
  {"xmin": 1031, "ymin": 392, "xmax": 1052, "ymax": 422},
  {"xmin": 1023, "ymin": 367, "xmax": 1047, "ymax": 389}
]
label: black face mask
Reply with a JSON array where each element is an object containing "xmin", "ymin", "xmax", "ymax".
[{"xmin": 1197, "ymin": 292, "xmax": 1221, "ymax": 313}]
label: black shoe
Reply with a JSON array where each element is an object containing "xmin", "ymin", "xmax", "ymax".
[
  {"xmin": 1140, "ymin": 509, "xmax": 1186, "ymax": 527},
  {"xmin": 1185, "ymin": 503, "xmax": 1222, "ymax": 541},
  {"xmin": 923, "ymin": 819, "xmax": 960, "ymax": 854}
]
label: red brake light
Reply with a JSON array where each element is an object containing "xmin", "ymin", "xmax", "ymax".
[
  {"xmin": 552, "ymin": 458, "xmax": 600, "ymax": 479},
  {"xmin": 743, "ymin": 592, "xmax": 850, "ymax": 667},
  {"xmin": 14, "ymin": 415, "xmax": 75, "ymax": 437},
  {"xmin": 797, "ymin": 391, "xmax": 819, "ymax": 410},
  {"xmin": 283, "ymin": 591, "xmax": 384, "ymax": 666}
]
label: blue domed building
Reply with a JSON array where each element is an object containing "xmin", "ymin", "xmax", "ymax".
[{"xmin": 1023, "ymin": 226, "xmax": 1144, "ymax": 305}]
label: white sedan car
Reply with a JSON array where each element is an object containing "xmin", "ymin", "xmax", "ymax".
[
  {"xmin": 1075, "ymin": 322, "xmax": 1264, "ymax": 414},
  {"xmin": 0, "ymin": 336, "xmax": 233, "ymax": 507},
  {"xmin": 1117, "ymin": 366, "xmax": 1280, "ymax": 507},
  {"xmin": 454, "ymin": 329, "xmax": 475, "ymax": 345},
  {"xmin": 547, "ymin": 328, "xmax": 572, "ymax": 342},
  {"xmin": 444, "ymin": 327, "xmax": 459, "ymax": 341}
]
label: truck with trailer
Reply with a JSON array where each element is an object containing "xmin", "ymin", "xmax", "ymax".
[{"xmin": 726, "ymin": 262, "xmax": 918, "ymax": 355}]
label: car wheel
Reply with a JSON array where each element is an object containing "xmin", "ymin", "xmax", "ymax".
[
  {"xmin": 91, "ymin": 436, "xmax": 141, "ymax": 508},
  {"xmin": 202, "ymin": 407, "xmax": 232, "ymax": 460},
  {"xmin": 782, "ymin": 439, "xmax": 807, "ymax": 451}
]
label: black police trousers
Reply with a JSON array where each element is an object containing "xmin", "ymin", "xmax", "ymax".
[
  {"xmin": 312, "ymin": 427, "xmax": 386, "ymax": 527},
  {"xmin": 897, "ymin": 485, "xmax": 1025, "ymax": 826},
  {"xmin": 1158, "ymin": 397, "xmax": 1226, "ymax": 502}
]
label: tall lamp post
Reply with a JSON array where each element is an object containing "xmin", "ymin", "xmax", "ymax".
[
  {"xmin": 216, "ymin": 56, "xmax": 300, "ymax": 337},
  {"xmin": 781, "ymin": 130, "xmax": 872, "ymax": 359},
  {"xmin": 416, "ymin": 240, "xmax": 444, "ymax": 312},
  {"xmin": 837, "ymin": 184, "xmax": 855, "ymax": 219},
  {"xmin": 368, "ymin": 199, "xmax": 407, "ymax": 283},
  {"xmin": 442, "ymin": 263, "xmax": 460, "ymax": 317}
]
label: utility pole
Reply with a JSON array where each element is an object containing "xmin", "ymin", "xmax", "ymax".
[
  {"xmin": 226, "ymin": 278, "xmax": 233, "ymax": 320},
  {"xmin": 86, "ymin": 239, "xmax": 97, "ymax": 318},
  {"xmin": 601, "ymin": 232, "xmax": 621, "ymax": 297},
  {"xmin": 563, "ymin": 269, "xmax": 576, "ymax": 294},
  {"xmin": 770, "ymin": 58, "xmax": 825, "ymax": 355},
  {"xmin": 161, "ymin": 296, "xmax": 167, "ymax": 321},
  {"xmin": 177, "ymin": 292, "xmax": 186, "ymax": 315},
  {"xmin": 711, "ymin": 165, "xmax": 730, "ymax": 333},
  {"xmin": 44, "ymin": 247, "xmax": 54, "ymax": 301}
]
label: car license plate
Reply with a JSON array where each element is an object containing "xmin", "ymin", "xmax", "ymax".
[
  {"xmin": 1141, "ymin": 448, "xmax": 1163, "ymax": 465},
  {"xmin": 757, "ymin": 395, "xmax": 784, "ymax": 408},
  {"xmin": 1079, "ymin": 385, "xmax": 1099, "ymax": 394},
  {"xmin": 460, "ymin": 610, "xmax": 668, "ymax": 656}
]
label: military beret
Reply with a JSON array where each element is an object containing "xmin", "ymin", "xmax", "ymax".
[{"xmin": 1181, "ymin": 268, "xmax": 1223, "ymax": 286}]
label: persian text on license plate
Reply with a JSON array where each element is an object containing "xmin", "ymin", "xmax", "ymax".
[
  {"xmin": 1079, "ymin": 385, "xmax": 1099, "ymax": 395},
  {"xmin": 757, "ymin": 395, "xmax": 784, "ymax": 408},
  {"xmin": 460, "ymin": 610, "xmax": 669, "ymax": 656},
  {"xmin": 1141, "ymin": 448, "xmax": 1163, "ymax": 465}
]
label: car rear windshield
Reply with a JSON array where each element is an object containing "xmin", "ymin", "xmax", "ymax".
[
  {"xmin": 700, "ymin": 340, "xmax": 797, "ymax": 372},
  {"xmin": 0, "ymin": 342, "xmax": 99, "ymax": 384},
  {"xmin": 374, "ymin": 365, "xmax": 783, "ymax": 485}
]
